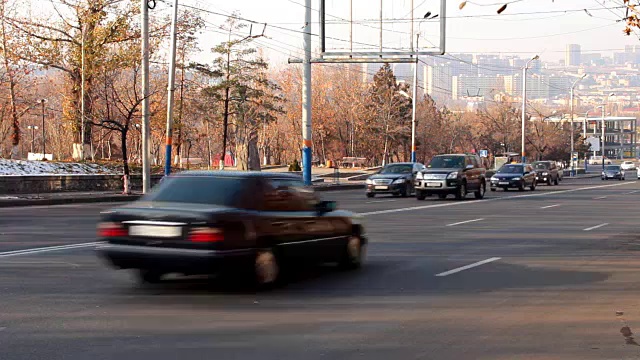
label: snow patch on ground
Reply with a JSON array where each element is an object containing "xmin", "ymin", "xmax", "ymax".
[{"xmin": 0, "ymin": 159, "xmax": 118, "ymax": 175}]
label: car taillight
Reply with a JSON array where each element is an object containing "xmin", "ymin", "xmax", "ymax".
[
  {"xmin": 98, "ymin": 222, "xmax": 127, "ymax": 238},
  {"xmin": 188, "ymin": 227, "xmax": 224, "ymax": 243}
]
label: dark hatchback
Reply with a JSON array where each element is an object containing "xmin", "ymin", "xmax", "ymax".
[
  {"xmin": 96, "ymin": 172, "xmax": 367, "ymax": 288},
  {"xmin": 490, "ymin": 163, "xmax": 536, "ymax": 191},
  {"xmin": 532, "ymin": 161, "xmax": 560, "ymax": 186},
  {"xmin": 365, "ymin": 162, "xmax": 424, "ymax": 198}
]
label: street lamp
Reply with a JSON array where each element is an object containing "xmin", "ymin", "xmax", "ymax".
[
  {"xmin": 521, "ymin": 55, "xmax": 539, "ymax": 164},
  {"xmin": 40, "ymin": 99, "xmax": 47, "ymax": 158},
  {"xmin": 603, "ymin": 93, "xmax": 615, "ymax": 168},
  {"xmin": 398, "ymin": 89, "xmax": 416, "ymax": 162},
  {"xmin": 27, "ymin": 125, "xmax": 38, "ymax": 153},
  {"xmin": 569, "ymin": 74, "xmax": 587, "ymax": 176}
]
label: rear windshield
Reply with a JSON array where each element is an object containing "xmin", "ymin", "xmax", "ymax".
[
  {"xmin": 499, "ymin": 165, "xmax": 524, "ymax": 173},
  {"xmin": 428, "ymin": 156, "xmax": 464, "ymax": 169},
  {"xmin": 380, "ymin": 164, "xmax": 413, "ymax": 174},
  {"xmin": 143, "ymin": 176, "xmax": 248, "ymax": 206},
  {"xmin": 533, "ymin": 162, "xmax": 549, "ymax": 170}
]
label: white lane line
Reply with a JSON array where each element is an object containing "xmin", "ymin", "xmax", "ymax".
[
  {"xmin": 625, "ymin": 190, "xmax": 639, "ymax": 195},
  {"xmin": 435, "ymin": 257, "xmax": 501, "ymax": 277},
  {"xmin": 593, "ymin": 196, "xmax": 607, "ymax": 200},
  {"xmin": 540, "ymin": 204, "xmax": 561, "ymax": 209},
  {"xmin": 366, "ymin": 199, "xmax": 398, "ymax": 204},
  {"xmin": 359, "ymin": 181, "xmax": 635, "ymax": 216},
  {"xmin": 446, "ymin": 218, "xmax": 484, "ymax": 227},
  {"xmin": 0, "ymin": 242, "xmax": 100, "ymax": 258},
  {"xmin": 583, "ymin": 223, "xmax": 610, "ymax": 231}
]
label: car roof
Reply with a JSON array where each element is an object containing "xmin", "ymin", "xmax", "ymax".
[
  {"xmin": 434, "ymin": 154, "xmax": 470, "ymax": 157},
  {"xmin": 384, "ymin": 162, "xmax": 415, "ymax": 166},
  {"xmin": 503, "ymin": 163, "xmax": 526, "ymax": 166},
  {"xmin": 173, "ymin": 171, "xmax": 302, "ymax": 180}
]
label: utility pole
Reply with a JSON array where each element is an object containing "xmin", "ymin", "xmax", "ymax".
[
  {"xmin": 80, "ymin": 24, "xmax": 85, "ymax": 160},
  {"xmin": 164, "ymin": 0, "xmax": 179, "ymax": 177},
  {"xmin": 141, "ymin": 0, "xmax": 151, "ymax": 192},
  {"xmin": 41, "ymin": 99, "xmax": 46, "ymax": 158},
  {"xmin": 521, "ymin": 55, "xmax": 539, "ymax": 164},
  {"xmin": 301, "ymin": 0, "xmax": 312, "ymax": 185},
  {"xmin": 411, "ymin": 34, "xmax": 419, "ymax": 163},
  {"xmin": 569, "ymin": 74, "xmax": 586, "ymax": 177}
]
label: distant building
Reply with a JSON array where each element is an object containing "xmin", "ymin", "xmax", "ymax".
[
  {"xmin": 452, "ymin": 75, "xmax": 503, "ymax": 100},
  {"xmin": 565, "ymin": 44, "xmax": 581, "ymax": 66},
  {"xmin": 425, "ymin": 64, "xmax": 452, "ymax": 100}
]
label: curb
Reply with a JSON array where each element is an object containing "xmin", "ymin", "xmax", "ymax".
[
  {"xmin": 0, "ymin": 195, "xmax": 141, "ymax": 208},
  {"xmin": 0, "ymin": 184, "xmax": 367, "ymax": 207}
]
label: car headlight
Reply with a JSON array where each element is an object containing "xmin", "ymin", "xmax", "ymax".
[
  {"xmin": 601, "ymin": 172, "xmax": 605, "ymax": 175},
  {"xmin": 542, "ymin": 172, "xmax": 548, "ymax": 176},
  {"xmin": 513, "ymin": 177, "xmax": 522, "ymax": 181},
  {"xmin": 366, "ymin": 179, "xmax": 373, "ymax": 184},
  {"xmin": 490, "ymin": 176, "xmax": 498, "ymax": 181},
  {"xmin": 392, "ymin": 178, "xmax": 405, "ymax": 184},
  {"xmin": 416, "ymin": 172, "xmax": 423, "ymax": 179},
  {"xmin": 446, "ymin": 171, "xmax": 458, "ymax": 179}
]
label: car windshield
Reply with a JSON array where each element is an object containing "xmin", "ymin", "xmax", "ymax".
[
  {"xmin": 499, "ymin": 165, "xmax": 524, "ymax": 173},
  {"xmin": 605, "ymin": 165, "xmax": 620, "ymax": 171},
  {"xmin": 428, "ymin": 156, "xmax": 465, "ymax": 169},
  {"xmin": 142, "ymin": 176, "xmax": 248, "ymax": 206},
  {"xmin": 533, "ymin": 162, "xmax": 549, "ymax": 170},
  {"xmin": 379, "ymin": 164, "xmax": 412, "ymax": 174}
]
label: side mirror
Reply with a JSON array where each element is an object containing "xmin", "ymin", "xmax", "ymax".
[
  {"xmin": 317, "ymin": 200, "xmax": 337, "ymax": 213},
  {"xmin": 465, "ymin": 164, "xmax": 474, "ymax": 170}
]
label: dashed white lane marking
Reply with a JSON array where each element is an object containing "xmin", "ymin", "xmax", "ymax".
[
  {"xmin": 435, "ymin": 257, "xmax": 502, "ymax": 277},
  {"xmin": 625, "ymin": 190, "xmax": 639, "ymax": 195},
  {"xmin": 446, "ymin": 218, "xmax": 484, "ymax": 227},
  {"xmin": 540, "ymin": 204, "xmax": 561, "ymax": 209},
  {"xmin": 366, "ymin": 199, "xmax": 398, "ymax": 204},
  {"xmin": 583, "ymin": 223, "xmax": 609, "ymax": 231},
  {"xmin": 360, "ymin": 181, "xmax": 635, "ymax": 216},
  {"xmin": 593, "ymin": 196, "xmax": 607, "ymax": 200},
  {"xmin": 0, "ymin": 242, "xmax": 100, "ymax": 258}
]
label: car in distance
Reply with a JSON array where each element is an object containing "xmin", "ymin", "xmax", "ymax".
[
  {"xmin": 601, "ymin": 165, "xmax": 625, "ymax": 180},
  {"xmin": 621, "ymin": 161, "xmax": 636, "ymax": 171},
  {"xmin": 414, "ymin": 154, "xmax": 486, "ymax": 200},
  {"xmin": 365, "ymin": 162, "xmax": 424, "ymax": 198},
  {"xmin": 490, "ymin": 163, "xmax": 536, "ymax": 191},
  {"xmin": 589, "ymin": 155, "xmax": 612, "ymax": 165},
  {"xmin": 96, "ymin": 172, "xmax": 367, "ymax": 288},
  {"xmin": 532, "ymin": 161, "xmax": 560, "ymax": 186}
]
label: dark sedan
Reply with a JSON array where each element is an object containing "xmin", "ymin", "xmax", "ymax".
[
  {"xmin": 490, "ymin": 163, "xmax": 537, "ymax": 191},
  {"xmin": 601, "ymin": 165, "xmax": 625, "ymax": 180},
  {"xmin": 365, "ymin": 162, "xmax": 424, "ymax": 198},
  {"xmin": 96, "ymin": 172, "xmax": 367, "ymax": 288}
]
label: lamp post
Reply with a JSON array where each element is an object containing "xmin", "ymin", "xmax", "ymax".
[
  {"xmin": 521, "ymin": 55, "xmax": 539, "ymax": 164},
  {"xmin": 601, "ymin": 93, "xmax": 615, "ymax": 170},
  {"xmin": 398, "ymin": 89, "xmax": 415, "ymax": 161},
  {"xmin": 27, "ymin": 125, "xmax": 38, "ymax": 153},
  {"xmin": 569, "ymin": 74, "xmax": 586, "ymax": 177}
]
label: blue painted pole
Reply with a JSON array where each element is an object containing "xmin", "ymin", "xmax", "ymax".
[
  {"xmin": 164, "ymin": 143, "xmax": 172, "ymax": 176},
  {"xmin": 164, "ymin": 0, "xmax": 179, "ymax": 177}
]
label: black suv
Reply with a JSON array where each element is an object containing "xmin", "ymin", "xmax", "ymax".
[
  {"xmin": 532, "ymin": 161, "xmax": 560, "ymax": 186},
  {"xmin": 414, "ymin": 154, "xmax": 487, "ymax": 200}
]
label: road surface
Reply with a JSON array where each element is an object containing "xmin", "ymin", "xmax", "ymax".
[{"xmin": 1, "ymin": 177, "xmax": 640, "ymax": 359}]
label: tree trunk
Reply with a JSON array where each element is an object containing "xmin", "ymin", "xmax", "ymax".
[
  {"xmin": 1, "ymin": 2, "xmax": 20, "ymax": 160},
  {"xmin": 121, "ymin": 130, "xmax": 129, "ymax": 176}
]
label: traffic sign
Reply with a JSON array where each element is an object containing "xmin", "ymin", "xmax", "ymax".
[{"xmin": 479, "ymin": 150, "xmax": 488, "ymax": 158}]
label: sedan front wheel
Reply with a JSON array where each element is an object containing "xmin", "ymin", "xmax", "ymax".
[{"xmin": 339, "ymin": 235, "xmax": 366, "ymax": 270}]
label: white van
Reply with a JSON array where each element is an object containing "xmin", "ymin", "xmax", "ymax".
[{"xmin": 589, "ymin": 156, "xmax": 612, "ymax": 165}]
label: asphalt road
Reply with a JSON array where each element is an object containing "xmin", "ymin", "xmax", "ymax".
[{"xmin": 2, "ymin": 176, "xmax": 640, "ymax": 359}]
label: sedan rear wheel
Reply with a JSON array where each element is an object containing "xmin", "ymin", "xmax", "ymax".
[
  {"xmin": 255, "ymin": 250, "xmax": 280, "ymax": 288},
  {"xmin": 339, "ymin": 235, "xmax": 366, "ymax": 270},
  {"xmin": 366, "ymin": 193, "xmax": 375, "ymax": 198}
]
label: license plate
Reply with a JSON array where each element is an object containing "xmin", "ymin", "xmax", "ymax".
[
  {"xmin": 426, "ymin": 182, "xmax": 442, "ymax": 187},
  {"xmin": 375, "ymin": 185, "xmax": 388, "ymax": 190},
  {"xmin": 129, "ymin": 225, "xmax": 182, "ymax": 238},
  {"xmin": 498, "ymin": 181, "xmax": 509, "ymax": 185}
]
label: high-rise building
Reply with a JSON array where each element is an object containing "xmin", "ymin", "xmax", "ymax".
[
  {"xmin": 425, "ymin": 64, "xmax": 452, "ymax": 100},
  {"xmin": 452, "ymin": 75, "xmax": 504, "ymax": 100},
  {"xmin": 565, "ymin": 44, "xmax": 581, "ymax": 66}
]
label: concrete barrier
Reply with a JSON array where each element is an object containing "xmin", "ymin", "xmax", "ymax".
[{"xmin": 0, "ymin": 174, "xmax": 164, "ymax": 194}]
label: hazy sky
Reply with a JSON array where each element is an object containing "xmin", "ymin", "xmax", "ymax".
[{"xmin": 163, "ymin": 0, "xmax": 638, "ymax": 65}]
